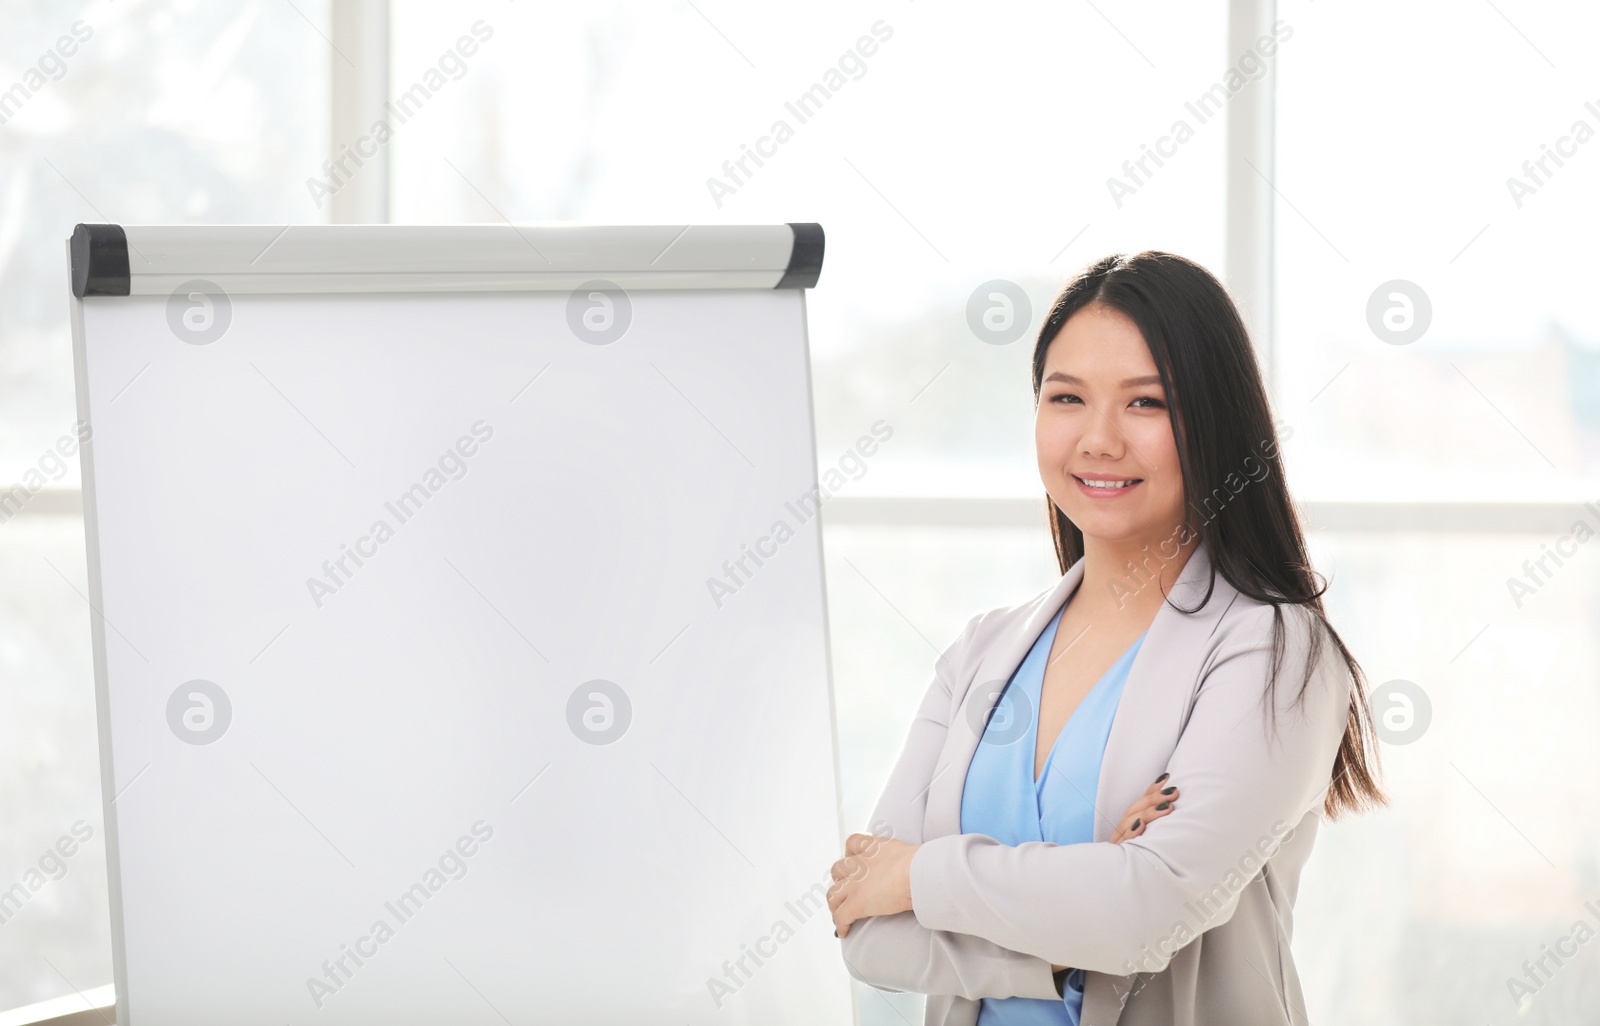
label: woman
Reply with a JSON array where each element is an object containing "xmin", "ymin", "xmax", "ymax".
[{"xmin": 826, "ymin": 251, "xmax": 1387, "ymax": 1026}]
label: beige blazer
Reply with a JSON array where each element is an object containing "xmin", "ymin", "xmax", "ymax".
[{"xmin": 838, "ymin": 538, "xmax": 1350, "ymax": 1026}]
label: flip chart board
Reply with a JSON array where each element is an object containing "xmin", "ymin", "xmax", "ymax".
[{"xmin": 67, "ymin": 222, "xmax": 851, "ymax": 1025}]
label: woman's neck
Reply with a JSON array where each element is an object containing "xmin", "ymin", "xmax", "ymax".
[{"xmin": 1075, "ymin": 529, "xmax": 1200, "ymax": 620}]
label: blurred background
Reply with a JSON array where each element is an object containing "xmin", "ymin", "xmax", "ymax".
[{"xmin": 3, "ymin": 0, "xmax": 1599, "ymax": 1023}]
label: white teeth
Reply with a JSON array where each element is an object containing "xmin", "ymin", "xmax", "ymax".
[{"xmin": 1079, "ymin": 477, "xmax": 1137, "ymax": 489}]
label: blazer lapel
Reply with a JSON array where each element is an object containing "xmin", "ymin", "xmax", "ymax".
[
  {"xmin": 924, "ymin": 539, "xmax": 1237, "ymax": 846},
  {"xmin": 924, "ymin": 559, "xmax": 1085, "ymax": 839},
  {"xmin": 1092, "ymin": 539, "xmax": 1236, "ymax": 842}
]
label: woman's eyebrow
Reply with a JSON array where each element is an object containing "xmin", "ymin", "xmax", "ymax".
[{"xmin": 1044, "ymin": 372, "xmax": 1163, "ymax": 388}]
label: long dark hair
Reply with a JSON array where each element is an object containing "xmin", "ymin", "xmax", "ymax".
[{"xmin": 1031, "ymin": 251, "xmax": 1386, "ymax": 821}]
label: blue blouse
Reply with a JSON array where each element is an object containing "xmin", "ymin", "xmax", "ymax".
[{"xmin": 959, "ymin": 599, "xmax": 1147, "ymax": 1026}]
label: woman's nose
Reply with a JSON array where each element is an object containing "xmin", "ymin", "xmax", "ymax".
[{"xmin": 1079, "ymin": 406, "xmax": 1123, "ymax": 458}]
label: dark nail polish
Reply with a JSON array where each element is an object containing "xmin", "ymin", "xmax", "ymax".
[
  {"xmin": 1154, "ymin": 772, "xmax": 1169, "ymax": 784},
  {"xmin": 834, "ymin": 929, "xmax": 839, "ymax": 938},
  {"xmin": 1161, "ymin": 786, "xmax": 1176, "ymax": 795},
  {"xmin": 1155, "ymin": 801, "xmax": 1170, "ymax": 811},
  {"xmin": 1131, "ymin": 818, "xmax": 1141, "ymax": 830}
]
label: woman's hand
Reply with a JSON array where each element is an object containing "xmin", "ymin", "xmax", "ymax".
[
  {"xmin": 827, "ymin": 831, "xmax": 919, "ymax": 938},
  {"xmin": 1110, "ymin": 772, "xmax": 1179, "ymax": 843},
  {"xmin": 1050, "ymin": 773, "xmax": 1178, "ymax": 972}
]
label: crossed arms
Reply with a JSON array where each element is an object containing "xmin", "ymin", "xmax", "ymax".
[{"xmin": 837, "ymin": 602, "xmax": 1349, "ymax": 996}]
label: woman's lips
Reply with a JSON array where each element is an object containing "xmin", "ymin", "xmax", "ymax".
[{"xmin": 1072, "ymin": 475, "xmax": 1142, "ymax": 498}]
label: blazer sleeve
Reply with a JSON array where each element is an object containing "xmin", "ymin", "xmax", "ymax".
[
  {"xmin": 908, "ymin": 601, "xmax": 1352, "ymax": 975},
  {"xmin": 838, "ymin": 611, "xmax": 1063, "ymax": 1001}
]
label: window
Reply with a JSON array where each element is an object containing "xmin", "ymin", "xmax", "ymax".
[
  {"xmin": 388, "ymin": 0, "xmax": 1228, "ymax": 498},
  {"xmin": 5, "ymin": 2, "xmax": 1593, "ymax": 1022},
  {"xmin": 1274, "ymin": 0, "xmax": 1600, "ymax": 502},
  {"xmin": 0, "ymin": 0, "xmax": 328, "ymax": 1011}
]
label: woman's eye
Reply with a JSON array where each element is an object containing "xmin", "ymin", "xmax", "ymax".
[{"xmin": 1049, "ymin": 393, "xmax": 1162, "ymax": 407}]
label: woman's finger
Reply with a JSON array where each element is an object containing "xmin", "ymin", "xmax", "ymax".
[
  {"xmin": 832, "ymin": 894, "xmax": 860, "ymax": 937},
  {"xmin": 1112, "ymin": 787, "xmax": 1179, "ymax": 843},
  {"xmin": 844, "ymin": 832, "xmax": 879, "ymax": 857},
  {"xmin": 1122, "ymin": 786, "xmax": 1180, "ymax": 820},
  {"xmin": 1111, "ymin": 775, "xmax": 1174, "ymax": 842},
  {"xmin": 1131, "ymin": 775, "xmax": 1177, "ymax": 807},
  {"xmin": 1130, "ymin": 792, "xmax": 1179, "ymax": 835}
]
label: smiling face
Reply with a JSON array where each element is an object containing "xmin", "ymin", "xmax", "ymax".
[{"xmin": 1035, "ymin": 301, "xmax": 1188, "ymax": 547}]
